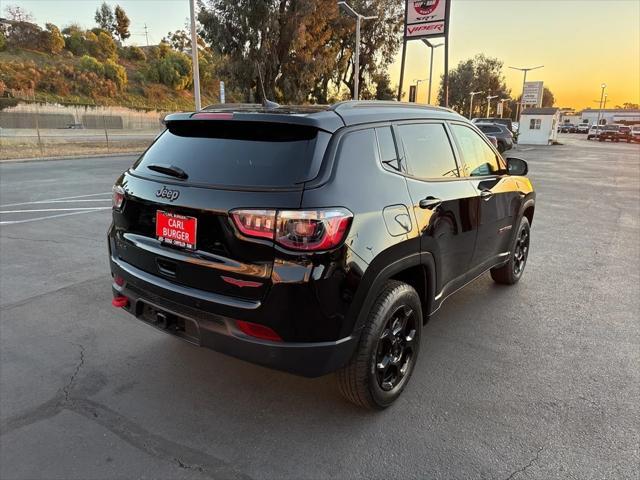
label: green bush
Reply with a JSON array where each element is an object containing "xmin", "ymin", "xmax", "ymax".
[
  {"xmin": 79, "ymin": 55, "xmax": 104, "ymax": 76},
  {"xmin": 153, "ymin": 51, "xmax": 192, "ymax": 90},
  {"xmin": 0, "ymin": 31, "xmax": 6, "ymax": 51},
  {"xmin": 95, "ymin": 32, "xmax": 117, "ymax": 60},
  {"xmin": 104, "ymin": 59, "xmax": 127, "ymax": 90},
  {"xmin": 64, "ymin": 30, "xmax": 87, "ymax": 56},
  {"xmin": 121, "ymin": 45, "xmax": 146, "ymax": 61}
]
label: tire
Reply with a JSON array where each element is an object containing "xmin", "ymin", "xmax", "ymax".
[
  {"xmin": 491, "ymin": 216, "xmax": 531, "ymax": 285},
  {"xmin": 337, "ymin": 280, "xmax": 422, "ymax": 409}
]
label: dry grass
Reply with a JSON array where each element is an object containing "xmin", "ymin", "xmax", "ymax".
[{"xmin": 0, "ymin": 139, "xmax": 149, "ymax": 160}]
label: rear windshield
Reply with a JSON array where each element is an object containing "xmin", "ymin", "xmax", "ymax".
[{"xmin": 133, "ymin": 121, "xmax": 321, "ymax": 187}]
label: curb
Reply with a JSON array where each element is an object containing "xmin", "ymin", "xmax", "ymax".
[{"xmin": 0, "ymin": 151, "xmax": 143, "ymax": 164}]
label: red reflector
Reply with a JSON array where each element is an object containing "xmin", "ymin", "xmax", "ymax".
[
  {"xmin": 113, "ymin": 275, "xmax": 125, "ymax": 287},
  {"xmin": 112, "ymin": 295, "xmax": 129, "ymax": 308},
  {"xmin": 236, "ymin": 320, "xmax": 282, "ymax": 342},
  {"xmin": 221, "ymin": 276, "xmax": 263, "ymax": 288},
  {"xmin": 192, "ymin": 112, "xmax": 234, "ymax": 120}
]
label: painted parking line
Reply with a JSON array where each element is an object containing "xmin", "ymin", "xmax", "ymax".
[
  {"xmin": 0, "ymin": 192, "xmax": 111, "ymax": 208},
  {"xmin": 0, "ymin": 210, "xmax": 111, "ymax": 226},
  {"xmin": 0, "ymin": 207, "xmax": 112, "ymax": 214}
]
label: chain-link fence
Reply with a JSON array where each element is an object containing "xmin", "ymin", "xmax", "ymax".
[{"xmin": 0, "ymin": 102, "xmax": 168, "ymax": 160}]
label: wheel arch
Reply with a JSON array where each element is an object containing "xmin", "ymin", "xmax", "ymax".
[{"xmin": 346, "ymin": 251, "xmax": 437, "ymax": 337}]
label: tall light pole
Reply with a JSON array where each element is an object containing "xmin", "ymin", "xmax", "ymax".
[
  {"xmin": 486, "ymin": 94, "xmax": 499, "ymax": 117},
  {"xmin": 509, "ymin": 65, "xmax": 544, "ymax": 122},
  {"xmin": 596, "ymin": 83, "xmax": 606, "ymax": 126},
  {"xmin": 189, "ymin": 0, "xmax": 201, "ymax": 111},
  {"xmin": 421, "ymin": 39, "xmax": 444, "ymax": 104},
  {"xmin": 338, "ymin": 1, "xmax": 376, "ymax": 100},
  {"xmin": 469, "ymin": 91, "xmax": 483, "ymax": 119}
]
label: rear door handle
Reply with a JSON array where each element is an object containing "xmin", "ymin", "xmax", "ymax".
[
  {"xmin": 480, "ymin": 189, "xmax": 494, "ymax": 201},
  {"xmin": 419, "ymin": 197, "xmax": 442, "ymax": 210}
]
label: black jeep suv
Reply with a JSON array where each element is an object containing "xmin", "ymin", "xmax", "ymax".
[{"xmin": 109, "ymin": 101, "xmax": 535, "ymax": 409}]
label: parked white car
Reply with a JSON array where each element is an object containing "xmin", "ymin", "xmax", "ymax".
[
  {"xmin": 587, "ymin": 125, "xmax": 604, "ymax": 140},
  {"xmin": 576, "ymin": 124, "xmax": 589, "ymax": 134}
]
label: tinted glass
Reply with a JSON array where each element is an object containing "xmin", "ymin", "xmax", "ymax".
[
  {"xmin": 479, "ymin": 125, "xmax": 500, "ymax": 134},
  {"xmin": 375, "ymin": 127, "xmax": 400, "ymax": 170},
  {"xmin": 134, "ymin": 121, "xmax": 319, "ymax": 187},
  {"xmin": 451, "ymin": 124, "xmax": 501, "ymax": 177},
  {"xmin": 398, "ymin": 123, "xmax": 459, "ymax": 179}
]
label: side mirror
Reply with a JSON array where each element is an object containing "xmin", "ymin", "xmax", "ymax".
[{"xmin": 506, "ymin": 157, "xmax": 528, "ymax": 176}]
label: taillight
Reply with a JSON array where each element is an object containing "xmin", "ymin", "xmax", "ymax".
[
  {"xmin": 229, "ymin": 208, "xmax": 352, "ymax": 252},
  {"xmin": 230, "ymin": 209, "xmax": 276, "ymax": 239},
  {"xmin": 112, "ymin": 185, "xmax": 125, "ymax": 210},
  {"xmin": 276, "ymin": 209, "xmax": 352, "ymax": 251}
]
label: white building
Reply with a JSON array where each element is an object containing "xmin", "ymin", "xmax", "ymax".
[
  {"xmin": 519, "ymin": 108, "xmax": 560, "ymax": 145},
  {"xmin": 580, "ymin": 108, "xmax": 640, "ymax": 126}
]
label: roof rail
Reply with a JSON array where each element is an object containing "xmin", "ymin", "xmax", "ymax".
[
  {"xmin": 329, "ymin": 100, "xmax": 453, "ymax": 113},
  {"xmin": 202, "ymin": 103, "xmax": 331, "ymax": 114}
]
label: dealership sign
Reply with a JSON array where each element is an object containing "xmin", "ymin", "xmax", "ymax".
[
  {"xmin": 523, "ymin": 81, "xmax": 544, "ymax": 107},
  {"xmin": 405, "ymin": 0, "xmax": 448, "ymax": 39}
]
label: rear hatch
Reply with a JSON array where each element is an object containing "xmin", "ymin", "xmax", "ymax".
[{"xmin": 112, "ymin": 117, "xmax": 331, "ymax": 303}]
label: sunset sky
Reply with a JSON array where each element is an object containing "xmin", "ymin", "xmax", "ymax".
[{"xmin": 7, "ymin": 0, "xmax": 640, "ymax": 110}]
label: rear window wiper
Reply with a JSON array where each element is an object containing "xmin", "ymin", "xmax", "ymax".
[{"xmin": 146, "ymin": 163, "xmax": 189, "ymax": 180}]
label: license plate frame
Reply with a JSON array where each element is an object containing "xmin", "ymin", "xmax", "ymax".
[{"xmin": 156, "ymin": 210, "xmax": 197, "ymax": 250}]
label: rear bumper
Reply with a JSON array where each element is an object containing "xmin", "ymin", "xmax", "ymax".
[{"xmin": 110, "ymin": 256, "xmax": 358, "ymax": 377}]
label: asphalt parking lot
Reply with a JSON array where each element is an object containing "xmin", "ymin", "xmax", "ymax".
[{"xmin": 1, "ymin": 135, "xmax": 638, "ymax": 479}]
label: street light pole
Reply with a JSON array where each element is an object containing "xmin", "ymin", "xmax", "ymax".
[
  {"xmin": 189, "ymin": 0, "xmax": 201, "ymax": 111},
  {"xmin": 596, "ymin": 83, "xmax": 606, "ymax": 126},
  {"xmin": 421, "ymin": 40, "xmax": 444, "ymax": 104},
  {"xmin": 509, "ymin": 65, "xmax": 544, "ymax": 122},
  {"xmin": 338, "ymin": 1, "xmax": 377, "ymax": 100},
  {"xmin": 469, "ymin": 91, "xmax": 483, "ymax": 119},
  {"xmin": 486, "ymin": 94, "xmax": 499, "ymax": 117}
]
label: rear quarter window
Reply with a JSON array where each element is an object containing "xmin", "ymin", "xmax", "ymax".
[{"xmin": 133, "ymin": 121, "xmax": 323, "ymax": 188}]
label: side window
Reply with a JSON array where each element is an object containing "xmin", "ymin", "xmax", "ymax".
[
  {"xmin": 397, "ymin": 123, "xmax": 459, "ymax": 179},
  {"xmin": 450, "ymin": 124, "xmax": 501, "ymax": 177},
  {"xmin": 375, "ymin": 127, "xmax": 401, "ymax": 171},
  {"xmin": 530, "ymin": 118, "xmax": 541, "ymax": 130}
]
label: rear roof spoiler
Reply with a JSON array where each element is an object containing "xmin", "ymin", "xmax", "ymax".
[{"xmin": 162, "ymin": 109, "xmax": 345, "ymax": 133}]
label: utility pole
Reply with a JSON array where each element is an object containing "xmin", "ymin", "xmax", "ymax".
[
  {"xmin": 509, "ymin": 65, "xmax": 544, "ymax": 122},
  {"xmin": 338, "ymin": 1, "xmax": 377, "ymax": 100},
  {"xmin": 486, "ymin": 94, "xmax": 499, "ymax": 117},
  {"xmin": 421, "ymin": 40, "xmax": 444, "ymax": 105},
  {"xmin": 144, "ymin": 24, "xmax": 149, "ymax": 47},
  {"xmin": 189, "ymin": 0, "xmax": 201, "ymax": 111},
  {"xmin": 469, "ymin": 91, "xmax": 483, "ymax": 119}
]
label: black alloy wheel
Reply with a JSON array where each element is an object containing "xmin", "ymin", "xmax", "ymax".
[
  {"xmin": 375, "ymin": 305, "xmax": 417, "ymax": 392},
  {"xmin": 512, "ymin": 224, "xmax": 530, "ymax": 277}
]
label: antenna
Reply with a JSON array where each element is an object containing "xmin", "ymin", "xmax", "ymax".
[{"xmin": 256, "ymin": 62, "xmax": 279, "ymax": 110}]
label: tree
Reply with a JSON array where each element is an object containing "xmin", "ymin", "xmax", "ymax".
[
  {"xmin": 542, "ymin": 87, "xmax": 555, "ymax": 107},
  {"xmin": 615, "ymin": 102, "xmax": 639, "ymax": 110},
  {"xmin": 198, "ymin": 0, "xmax": 403, "ymax": 103},
  {"xmin": 4, "ymin": 5, "xmax": 34, "ymax": 22},
  {"xmin": 438, "ymin": 54, "xmax": 511, "ymax": 117},
  {"xmin": 95, "ymin": 2, "xmax": 115, "ymax": 35},
  {"xmin": 373, "ymin": 72, "xmax": 395, "ymax": 100},
  {"xmin": 114, "ymin": 5, "xmax": 130, "ymax": 41},
  {"xmin": 44, "ymin": 23, "xmax": 65, "ymax": 54}
]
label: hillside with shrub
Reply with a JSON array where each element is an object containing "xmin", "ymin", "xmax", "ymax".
[{"xmin": 0, "ymin": 4, "xmax": 223, "ymax": 110}]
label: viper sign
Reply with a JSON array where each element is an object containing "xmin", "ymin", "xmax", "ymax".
[{"xmin": 405, "ymin": 0, "xmax": 448, "ymax": 39}]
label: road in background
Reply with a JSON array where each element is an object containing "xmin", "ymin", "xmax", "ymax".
[{"xmin": 1, "ymin": 137, "xmax": 638, "ymax": 479}]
